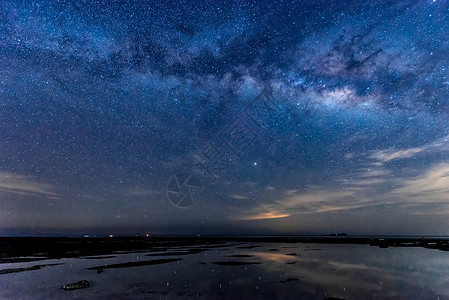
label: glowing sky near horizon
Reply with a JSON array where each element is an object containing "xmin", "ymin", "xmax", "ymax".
[{"xmin": 1, "ymin": 0, "xmax": 449, "ymax": 235}]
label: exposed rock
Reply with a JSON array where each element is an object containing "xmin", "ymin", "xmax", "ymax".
[
  {"xmin": 212, "ymin": 261, "xmax": 261, "ymax": 266},
  {"xmin": 61, "ymin": 280, "xmax": 90, "ymax": 290},
  {"xmin": 87, "ymin": 258, "xmax": 182, "ymax": 271},
  {"xmin": 280, "ymin": 278, "xmax": 299, "ymax": 283},
  {"xmin": 0, "ymin": 263, "xmax": 63, "ymax": 275},
  {"xmin": 225, "ymin": 254, "xmax": 254, "ymax": 258}
]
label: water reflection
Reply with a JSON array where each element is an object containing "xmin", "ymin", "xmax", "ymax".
[{"xmin": 0, "ymin": 242, "xmax": 448, "ymax": 299}]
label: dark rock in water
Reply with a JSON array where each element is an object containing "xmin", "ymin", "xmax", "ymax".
[
  {"xmin": 87, "ymin": 258, "xmax": 182, "ymax": 271},
  {"xmin": 82, "ymin": 255, "xmax": 116, "ymax": 260},
  {"xmin": 61, "ymin": 280, "xmax": 90, "ymax": 290},
  {"xmin": 325, "ymin": 233, "xmax": 348, "ymax": 236},
  {"xmin": 225, "ymin": 254, "xmax": 254, "ymax": 258},
  {"xmin": 212, "ymin": 261, "xmax": 261, "ymax": 266},
  {"xmin": 236, "ymin": 245, "xmax": 261, "ymax": 249},
  {"xmin": 280, "ymin": 278, "xmax": 299, "ymax": 283},
  {"xmin": 0, "ymin": 263, "xmax": 62, "ymax": 275}
]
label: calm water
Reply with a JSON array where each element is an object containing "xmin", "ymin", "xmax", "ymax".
[{"xmin": 0, "ymin": 242, "xmax": 448, "ymax": 299}]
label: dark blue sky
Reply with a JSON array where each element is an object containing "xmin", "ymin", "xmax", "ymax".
[{"xmin": 1, "ymin": 0, "xmax": 449, "ymax": 236}]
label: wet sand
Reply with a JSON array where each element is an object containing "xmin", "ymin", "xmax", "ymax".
[{"xmin": 87, "ymin": 258, "xmax": 182, "ymax": 271}]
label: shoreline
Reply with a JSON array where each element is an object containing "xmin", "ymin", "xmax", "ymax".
[{"xmin": 1, "ymin": 235, "xmax": 448, "ymax": 263}]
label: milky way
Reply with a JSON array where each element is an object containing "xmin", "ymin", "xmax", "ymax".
[{"xmin": 1, "ymin": 0, "xmax": 449, "ymax": 236}]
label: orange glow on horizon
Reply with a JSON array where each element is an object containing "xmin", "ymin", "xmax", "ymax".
[{"xmin": 240, "ymin": 211, "xmax": 290, "ymax": 220}]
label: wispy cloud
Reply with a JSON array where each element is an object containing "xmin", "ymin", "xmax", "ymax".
[
  {"xmin": 284, "ymin": 189, "xmax": 298, "ymax": 196},
  {"xmin": 238, "ymin": 210, "xmax": 290, "ymax": 220},
  {"xmin": 370, "ymin": 146, "xmax": 426, "ymax": 162},
  {"xmin": 0, "ymin": 172, "xmax": 58, "ymax": 199},
  {"xmin": 334, "ymin": 167, "xmax": 391, "ymax": 190},
  {"xmin": 238, "ymin": 160, "xmax": 449, "ymax": 221},
  {"xmin": 229, "ymin": 194, "xmax": 250, "ymax": 200},
  {"xmin": 336, "ymin": 134, "xmax": 449, "ymax": 192},
  {"xmin": 392, "ymin": 163, "xmax": 449, "ymax": 202},
  {"xmin": 265, "ymin": 185, "xmax": 275, "ymax": 191},
  {"xmin": 370, "ymin": 134, "xmax": 449, "ymax": 163},
  {"xmin": 236, "ymin": 190, "xmax": 358, "ymax": 221}
]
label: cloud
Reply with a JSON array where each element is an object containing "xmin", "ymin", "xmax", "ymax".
[
  {"xmin": 284, "ymin": 189, "xmax": 297, "ymax": 196},
  {"xmin": 370, "ymin": 147, "xmax": 426, "ymax": 162},
  {"xmin": 239, "ymin": 160, "xmax": 449, "ymax": 222},
  {"xmin": 238, "ymin": 210, "xmax": 290, "ymax": 220},
  {"xmin": 236, "ymin": 190, "xmax": 359, "ymax": 221},
  {"xmin": 0, "ymin": 172, "xmax": 59, "ymax": 199},
  {"xmin": 229, "ymin": 194, "xmax": 250, "ymax": 200},
  {"xmin": 370, "ymin": 134, "xmax": 449, "ymax": 163},
  {"xmin": 392, "ymin": 163, "xmax": 449, "ymax": 203},
  {"xmin": 335, "ymin": 167, "xmax": 391, "ymax": 190}
]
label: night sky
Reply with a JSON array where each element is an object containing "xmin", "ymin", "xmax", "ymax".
[{"xmin": 1, "ymin": 0, "xmax": 449, "ymax": 236}]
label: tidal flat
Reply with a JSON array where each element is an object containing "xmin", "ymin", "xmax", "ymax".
[{"xmin": 0, "ymin": 236, "xmax": 448, "ymax": 299}]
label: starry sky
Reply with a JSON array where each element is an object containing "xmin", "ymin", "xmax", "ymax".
[{"xmin": 1, "ymin": 0, "xmax": 449, "ymax": 236}]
